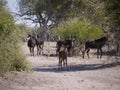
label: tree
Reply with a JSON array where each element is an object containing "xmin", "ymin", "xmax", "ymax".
[
  {"xmin": 104, "ymin": 0, "xmax": 120, "ymax": 55},
  {"xmin": 18, "ymin": 0, "xmax": 107, "ymax": 39},
  {"xmin": 18, "ymin": 0, "xmax": 75, "ymax": 39}
]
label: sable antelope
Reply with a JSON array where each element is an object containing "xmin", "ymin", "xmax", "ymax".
[
  {"xmin": 27, "ymin": 35, "xmax": 36, "ymax": 56},
  {"xmin": 56, "ymin": 38, "xmax": 73, "ymax": 56},
  {"xmin": 82, "ymin": 36, "xmax": 107, "ymax": 58},
  {"xmin": 36, "ymin": 34, "xmax": 44, "ymax": 55},
  {"xmin": 64, "ymin": 39, "xmax": 73, "ymax": 56}
]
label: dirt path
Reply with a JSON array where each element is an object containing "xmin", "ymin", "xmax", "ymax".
[{"xmin": 0, "ymin": 42, "xmax": 120, "ymax": 90}]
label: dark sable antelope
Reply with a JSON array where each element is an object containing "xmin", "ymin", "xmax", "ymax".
[
  {"xmin": 57, "ymin": 44, "xmax": 68, "ymax": 70},
  {"xmin": 56, "ymin": 39, "xmax": 73, "ymax": 56},
  {"xmin": 64, "ymin": 39, "xmax": 73, "ymax": 56},
  {"xmin": 36, "ymin": 35, "xmax": 44, "ymax": 55},
  {"xmin": 82, "ymin": 36, "xmax": 107, "ymax": 59},
  {"xmin": 27, "ymin": 35, "xmax": 36, "ymax": 56}
]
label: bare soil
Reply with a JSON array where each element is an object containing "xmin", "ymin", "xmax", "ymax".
[{"xmin": 0, "ymin": 42, "xmax": 120, "ymax": 90}]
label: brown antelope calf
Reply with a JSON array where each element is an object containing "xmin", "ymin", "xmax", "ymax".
[{"xmin": 57, "ymin": 45, "xmax": 68, "ymax": 70}]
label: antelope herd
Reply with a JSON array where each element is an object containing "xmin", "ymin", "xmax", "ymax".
[
  {"xmin": 27, "ymin": 34, "xmax": 44, "ymax": 56},
  {"xmin": 27, "ymin": 35, "xmax": 107, "ymax": 70}
]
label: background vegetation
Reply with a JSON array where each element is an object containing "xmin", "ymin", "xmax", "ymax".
[
  {"xmin": 52, "ymin": 18, "xmax": 104, "ymax": 41},
  {"xmin": 17, "ymin": 0, "xmax": 120, "ymax": 54}
]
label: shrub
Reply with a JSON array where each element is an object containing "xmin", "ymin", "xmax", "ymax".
[
  {"xmin": 52, "ymin": 18, "xmax": 104, "ymax": 41},
  {"xmin": 0, "ymin": 5, "xmax": 30, "ymax": 74},
  {"xmin": 0, "ymin": 30, "xmax": 30, "ymax": 73}
]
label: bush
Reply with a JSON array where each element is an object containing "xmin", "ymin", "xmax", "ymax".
[
  {"xmin": 0, "ymin": 5, "xmax": 30, "ymax": 74},
  {"xmin": 0, "ymin": 30, "xmax": 30, "ymax": 73},
  {"xmin": 52, "ymin": 18, "xmax": 104, "ymax": 41}
]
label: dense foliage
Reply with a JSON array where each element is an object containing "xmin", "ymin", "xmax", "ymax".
[
  {"xmin": 0, "ymin": 2, "xmax": 30, "ymax": 73},
  {"xmin": 52, "ymin": 18, "xmax": 104, "ymax": 41},
  {"xmin": 104, "ymin": 0, "xmax": 120, "ymax": 40}
]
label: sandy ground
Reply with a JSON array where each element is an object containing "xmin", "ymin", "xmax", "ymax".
[{"xmin": 0, "ymin": 42, "xmax": 120, "ymax": 90}]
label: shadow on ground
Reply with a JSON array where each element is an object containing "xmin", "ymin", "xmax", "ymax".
[{"xmin": 33, "ymin": 61, "xmax": 120, "ymax": 73}]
